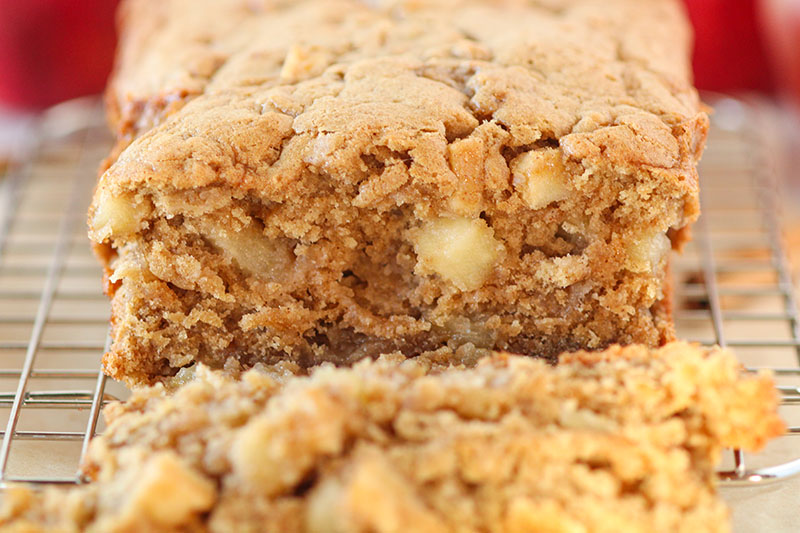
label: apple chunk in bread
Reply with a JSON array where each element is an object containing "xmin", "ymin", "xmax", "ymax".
[
  {"xmin": 195, "ymin": 219, "xmax": 294, "ymax": 280},
  {"xmin": 412, "ymin": 217, "xmax": 503, "ymax": 291},
  {"xmin": 511, "ymin": 148, "xmax": 571, "ymax": 210}
]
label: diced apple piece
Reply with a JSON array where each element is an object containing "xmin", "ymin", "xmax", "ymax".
[
  {"xmin": 280, "ymin": 44, "xmax": 331, "ymax": 83},
  {"xmin": 447, "ymin": 136, "xmax": 484, "ymax": 217},
  {"xmin": 90, "ymin": 189, "xmax": 149, "ymax": 240},
  {"xmin": 199, "ymin": 221, "xmax": 293, "ymax": 279},
  {"xmin": 413, "ymin": 217, "xmax": 502, "ymax": 291},
  {"xmin": 511, "ymin": 148, "xmax": 570, "ymax": 210},
  {"xmin": 626, "ymin": 232, "xmax": 671, "ymax": 273},
  {"xmin": 436, "ymin": 316, "xmax": 496, "ymax": 348},
  {"xmin": 109, "ymin": 248, "xmax": 156, "ymax": 284},
  {"xmin": 119, "ymin": 453, "xmax": 215, "ymax": 528},
  {"xmin": 307, "ymin": 448, "xmax": 448, "ymax": 533}
]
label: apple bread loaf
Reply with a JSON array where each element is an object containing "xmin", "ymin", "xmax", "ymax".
[
  {"xmin": 91, "ymin": 0, "xmax": 708, "ymax": 384},
  {"xmin": 0, "ymin": 343, "xmax": 783, "ymax": 532}
]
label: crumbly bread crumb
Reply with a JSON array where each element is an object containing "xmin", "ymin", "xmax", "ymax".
[{"xmin": 0, "ymin": 342, "xmax": 783, "ymax": 532}]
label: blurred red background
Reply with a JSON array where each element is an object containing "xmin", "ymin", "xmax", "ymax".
[
  {"xmin": 0, "ymin": 0, "xmax": 118, "ymax": 109},
  {"xmin": 684, "ymin": 0, "xmax": 776, "ymax": 92},
  {"xmin": 0, "ymin": 0, "xmax": 797, "ymax": 109}
]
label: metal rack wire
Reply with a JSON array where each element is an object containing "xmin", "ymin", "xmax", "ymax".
[
  {"xmin": 0, "ymin": 96, "xmax": 798, "ymax": 492},
  {"xmin": 670, "ymin": 96, "xmax": 800, "ymax": 486},
  {"xmin": 0, "ymin": 98, "xmax": 124, "ymax": 486}
]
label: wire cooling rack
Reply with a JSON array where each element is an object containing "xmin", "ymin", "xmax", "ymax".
[
  {"xmin": 0, "ymin": 97, "xmax": 798, "ymax": 496},
  {"xmin": 0, "ymin": 98, "xmax": 126, "ymax": 485},
  {"xmin": 671, "ymin": 96, "xmax": 800, "ymax": 487}
]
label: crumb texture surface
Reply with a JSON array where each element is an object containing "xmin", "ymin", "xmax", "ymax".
[{"xmin": 0, "ymin": 343, "xmax": 783, "ymax": 532}]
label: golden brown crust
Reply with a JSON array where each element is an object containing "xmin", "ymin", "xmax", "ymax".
[
  {"xmin": 105, "ymin": 0, "xmax": 704, "ymax": 142},
  {"xmin": 0, "ymin": 343, "xmax": 783, "ymax": 532},
  {"xmin": 90, "ymin": 0, "xmax": 708, "ymax": 385}
]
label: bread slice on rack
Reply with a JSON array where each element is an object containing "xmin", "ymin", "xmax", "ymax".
[
  {"xmin": 89, "ymin": 0, "xmax": 707, "ymax": 386},
  {"xmin": 0, "ymin": 342, "xmax": 783, "ymax": 532}
]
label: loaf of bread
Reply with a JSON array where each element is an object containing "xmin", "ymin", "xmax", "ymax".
[
  {"xmin": 0, "ymin": 343, "xmax": 782, "ymax": 532},
  {"xmin": 90, "ymin": 0, "xmax": 708, "ymax": 384}
]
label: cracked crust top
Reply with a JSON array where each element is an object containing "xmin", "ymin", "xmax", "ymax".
[
  {"xmin": 103, "ymin": 0, "xmax": 707, "ymax": 174},
  {"xmin": 106, "ymin": 0, "xmax": 703, "ymax": 143},
  {"xmin": 98, "ymin": 0, "xmax": 706, "ymax": 219}
]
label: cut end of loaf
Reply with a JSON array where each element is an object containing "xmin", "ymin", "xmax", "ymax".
[{"xmin": 88, "ymin": 0, "xmax": 707, "ymax": 385}]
